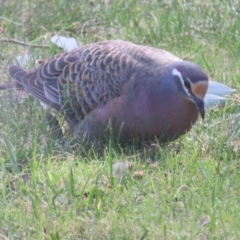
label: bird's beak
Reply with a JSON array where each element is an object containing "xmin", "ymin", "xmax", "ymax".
[{"xmin": 192, "ymin": 96, "xmax": 205, "ymax": 119}]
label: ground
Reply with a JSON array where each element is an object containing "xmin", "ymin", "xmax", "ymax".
[{"xmin": 0, "ymin": 0, "xmax": 240, "ymax": 239}]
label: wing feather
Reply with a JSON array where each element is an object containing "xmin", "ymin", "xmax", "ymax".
[{"xmin": 6, "ymin": 40, "xmax": 181, "ymax": 122}]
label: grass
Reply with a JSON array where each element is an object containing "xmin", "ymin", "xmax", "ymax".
[{"xmin": 0, "ymin": 0, "xmax": 240, "ymax": 239}]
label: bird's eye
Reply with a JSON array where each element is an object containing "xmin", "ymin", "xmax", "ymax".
[{"xmin": 184, "ymin": 79, "xmax": 191, "ymax": 89}]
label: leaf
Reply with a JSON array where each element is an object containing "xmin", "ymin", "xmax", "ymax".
[
  {"xmin": 204, "ymin": 80, "xmax": 236, "ymax": 108},
  {"xmin": 51, "ymin": 35, "xmax": 78, "ymax": 51},
  {"xmin": 2, "ymin": 134, "xmax": 20, "ymax": 174},
  {"xmin": 207, "ymin": 80, "xmax": 236, "ymax": 97}
]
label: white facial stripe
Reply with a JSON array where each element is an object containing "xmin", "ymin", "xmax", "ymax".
[{"xmin": 172, "ymin": 68, "xmax": 191, "ymax": 96}]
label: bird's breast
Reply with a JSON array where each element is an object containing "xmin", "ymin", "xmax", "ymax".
[{"xmin": 79, "ymin": 86, "xmax": 200, "ymax": 142}]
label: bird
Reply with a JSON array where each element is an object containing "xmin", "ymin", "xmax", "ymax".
[{"xmin": 1, "ymin": 40, "xmax": 209, "ymax": 143}]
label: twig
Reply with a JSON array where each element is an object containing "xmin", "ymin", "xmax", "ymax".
[
  {"xmin": 0, "ymin": 17, "xmax": 23, "ymax": 26},
  {"xmin": 0, "ymin": 38, "xmax": 50, "ymax": 48},
  {"xmin": 0, "ymin": 233, "xmax": 9, "ymax": 240}
]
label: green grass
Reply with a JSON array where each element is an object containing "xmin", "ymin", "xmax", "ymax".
[{"xmin": 0, "ymin": 0, "xmax": 240, "ymax": 239}]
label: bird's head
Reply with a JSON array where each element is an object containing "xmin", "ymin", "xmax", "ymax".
[{"xmin": 169, "ymin": 61, "xmax": 209, "ymax": 119}]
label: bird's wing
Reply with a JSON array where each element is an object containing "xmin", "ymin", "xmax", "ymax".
[{"xmin": 7, "ymin": 40, "xmax": 180, "ymax": 121}]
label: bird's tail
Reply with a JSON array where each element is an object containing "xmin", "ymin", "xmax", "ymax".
[
  {"xmin": 0, "ymin": 66, "xmax": 29, "ymax": 104},
  {"xmin": 0, "ymin": 65, "xmax": 26, "ymax": 91},
  {"xmin": 0, "ymin": 80, "xmax": 24, "ymax": 90}
]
